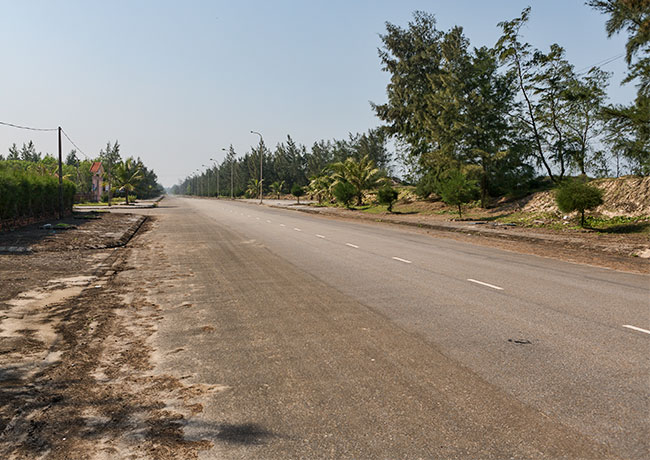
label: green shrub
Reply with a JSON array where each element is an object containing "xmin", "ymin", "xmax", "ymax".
[
  {"xmin": 332, "ymin": 181, "xmax": 356, "ymax": 208},
  {"xmin": 377, "ymin": 185, "xmax": 399, "ymax": 212},
  {"xmin": 437, "ymin": 170, "xmax": 479, "ymax": 218},
  {"xmin": 0, "ymin": 167, "xmax": 75, "ymax": 222},
  {"xmin": 291, "ymin": 184, "xmax": 305, "ymax": 204},
  {"xmin": 555, "ymin": 179, "xmax": 604, "ymax": 227},
  {"xmin": 415, "ymin": 172, "xmax": 438, "ymax": 199}
]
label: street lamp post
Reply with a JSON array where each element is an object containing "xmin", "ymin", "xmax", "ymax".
[
  {"xmin": 250, "ymin": 131, "xmax": 264, "ymax": 204},
  {"xmin": 222, "ymin": 148, "xmax": 234, "ymax": 199},
  {"xmin": 210, "ymin": 158, "xmax": 219, "ymax": 198},
  {"xmin": 195, "ymin": 169, "xmax": 201, "ymax": 196},
  {"xmin": 202, "ymin": 164, "xmax": 210, "ymax": 196}
]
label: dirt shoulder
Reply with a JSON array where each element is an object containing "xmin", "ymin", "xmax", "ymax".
[
  {"xmin": 0, "ymin": 213, "xmax": 210, "ymax": 459},
  {"xmin": 246, "ymin": 199, "xmax": 650, "ymax": 274}
]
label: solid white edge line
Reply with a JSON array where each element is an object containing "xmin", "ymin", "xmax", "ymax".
[
  {"xmin": 345, "ymin": 243, "xmax": 359, "ymax": 248},
  {"xmin": 392, "ymin": 257, "xmax": 412, "ymax": 264},
  {"xmin": 316, "ymin": 234, "xmax": 325, "ymax": 239},
  {"xmin": 293, "ymin": 227, "xmax": 302, "ymax": 232},
  {"xmin": 623, "ymin": 325, "xmax": 650, "ymax": 335},
  {"xmin": 467, "ymin": 278, "xmax": 504, "ymax": 290}
]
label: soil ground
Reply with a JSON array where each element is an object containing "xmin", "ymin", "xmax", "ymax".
[{"xmin": 0, "ymin": 212, "xmax": 211, "ymax": 459}]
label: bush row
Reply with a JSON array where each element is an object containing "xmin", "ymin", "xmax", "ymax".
[{"xmin": 0, "ymin": 169, "xmax": 76, "ymax": 221}]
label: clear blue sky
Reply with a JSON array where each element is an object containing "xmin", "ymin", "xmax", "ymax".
[{"xmin": 0, "ymin": 0, "xmax": 633, "ymax": 187}]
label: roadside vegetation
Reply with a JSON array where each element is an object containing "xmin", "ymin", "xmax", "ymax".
[
  {"xmin": 0, "ymin": 140, "xmax": 164, "ymax": 210},
  {"xmin": 171, "ymin": 3, "xmax": 647, "ymax": 233},
  {"xmin": 0, "ymin": 161, "xmax": 75, "ymax": 224}
]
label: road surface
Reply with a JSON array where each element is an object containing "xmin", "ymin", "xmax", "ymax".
[{"xmin": 139, "ymin": 196, "xmax": 649, "ymax": 459}]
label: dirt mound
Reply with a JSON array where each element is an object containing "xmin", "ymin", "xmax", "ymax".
[{"xmin": 520, "ymin": 176, "xmax": 650, "ymax": 217}]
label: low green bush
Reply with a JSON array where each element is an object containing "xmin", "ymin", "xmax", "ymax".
[
  {"xmin": 377, "ymin": 185, "xmax": 399, "ymax": 212},
  {"xmin": 291, "ymin": 184, "xmax": 305, "ymax": 203},
  {"xmin": 0, "ymin": 167, "xmax": 75, "ymax": 221},
  {"xmin": 332, "ymin": 181, "xmax": 356, "ymax": 208},
  {"xmin": 555, "ymin": 179, "xmax": 603, "ymax": 227}
]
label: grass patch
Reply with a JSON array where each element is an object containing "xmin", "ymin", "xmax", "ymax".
[
  {"xmin": 53, "ymin": 223, "xmax": 77, "ymax": 230},
  {"xmin": 359, "ymin": 204, "xmax": 387, "ymax": 214},
  {"xmin": 585, "ymin": 216, "xmax": 650, "ymax": 234},
  {"xmin": 491, "ymin": 212, "xmax": 650, "ymax": 233},
  {"xmin": 75, "ymin": 198, "xmax": 132, "ymax": 206}
]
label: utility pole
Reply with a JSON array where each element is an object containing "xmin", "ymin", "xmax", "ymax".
[
  {"xmin": 250, "ymin": 131, "xmax": 264, "ymax": 204},
  {"xmin": 58, "ymin": 126, "xmax": 63, "ymax": 219}
]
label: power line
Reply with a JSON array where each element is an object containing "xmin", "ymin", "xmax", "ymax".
[
  {"xmin": 61, "ymin": 128, "xmax": 90, "ymax": 159},
  {"xmin": 0, "ymin": 120, "xmax": 58, "ymax": 132},
  {"xmin": 576, "ymin": 53, "xmax": 625, "ymax": 74}
]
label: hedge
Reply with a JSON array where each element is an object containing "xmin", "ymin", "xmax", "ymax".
[{"xmin": 0, "ymin": 169, "xmax": 76, "ymax": 221}]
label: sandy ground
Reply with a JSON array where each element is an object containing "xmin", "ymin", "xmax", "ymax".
[{"xmin": 0, "ymin": 214, "xmax": 211, "ymax": 459}]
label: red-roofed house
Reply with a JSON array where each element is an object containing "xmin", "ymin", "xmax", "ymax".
[{"xmin": 90, "ymin": 161, "xmax": 105, "ymax": 202}]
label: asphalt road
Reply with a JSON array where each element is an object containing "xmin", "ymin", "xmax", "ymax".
[{"xmin": 145, "ymin": 196, "xmax": 649, "ymax": 459}]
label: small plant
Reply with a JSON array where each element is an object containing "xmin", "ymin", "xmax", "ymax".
[
  {"xmin": 291, "ymin": 184, "xmax": 305, "ymax": 204},
  {"xmin": 555, "ymin": 179, "xmax": 604, "ymax": 227},
  {"xmin": 377, "ymin": 185, "xmax": 399, "ymax": 212},
  {"xmin": 270, "ymin": 180, "xmax": 285, "ymax": 199},
  {"xmin": 54, "ymin": 223, "xmax": 77, "ymax": 230},
  {"xmin": 332, "ymin": 181, "xmax": 356, "ymax": 208},
  {"xmin": 437, "ymin": 170, "xmax": 478, "ymax": 218}
]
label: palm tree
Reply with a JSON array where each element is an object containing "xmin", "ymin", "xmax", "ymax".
[
  {"xmin": 114, "ymin": 158, "xmax": 143, "ymax": 205},
  {"xmin": 270, "ymin": 180, "xmax": 285, "ymax": 199},
  {"xmin": 246, "ymin": 178, "xmax": 261, "ymax": 199},
  {"xmin": 308, "ymin": 173, "xmax": 333, "ymax": 204},
  {"xmin": 330, "ymin": 155, "xmax": 385, "ymax": 205}
]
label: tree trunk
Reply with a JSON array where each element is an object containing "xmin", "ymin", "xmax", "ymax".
[
  {"xmin": 514, "ymin": 54, "xmax": 556, "ymax": 183},
  {"xmin": 480, "ymin": 165, "xmax": 489, "ymax": 208},
  {"xmin": 458, "ymin": 203, "xmax": 462, "ymax": 218}
]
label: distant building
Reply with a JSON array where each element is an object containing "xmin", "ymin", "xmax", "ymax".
[{"xmin": 90, "ymin": 161, "xmax": 106, "ymax": 202}]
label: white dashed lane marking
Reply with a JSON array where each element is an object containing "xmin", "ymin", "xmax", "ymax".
[
  {"xmin": 345, "ymin": 243, "xmax": 359, "ymax": 248},
  {"xmin": 467, "ymin": 279, "xmax": 504, "ymax": 290},
  {"xmin": 294, "ymin": 228, "xmax": 302, "ymax": 232},
  {"xmin": 392, "ymin": 257, "xmax": 412, "ymax": 264},
  {"xmin": 315, "ymin": 234, "xmax": 325, "ymax": 239},
  {"xmin": 623, "ymin": 325, "xmax": 650, "ymax": 335}
]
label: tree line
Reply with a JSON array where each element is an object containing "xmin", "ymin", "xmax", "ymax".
[
  {"xmin": 0, "ymin": 140, "xmax": 164, "ymax": 202},
  {"xmin": 373, "ymin": 3, "xmax": 648, "ymax": 206},
  {"xmin": 170, "ymin": 129, "xmax": 391, "ymax": 198},
  {"xmin": 174, "ymin": 2, "xmax": 647, "ymax": 210}
]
